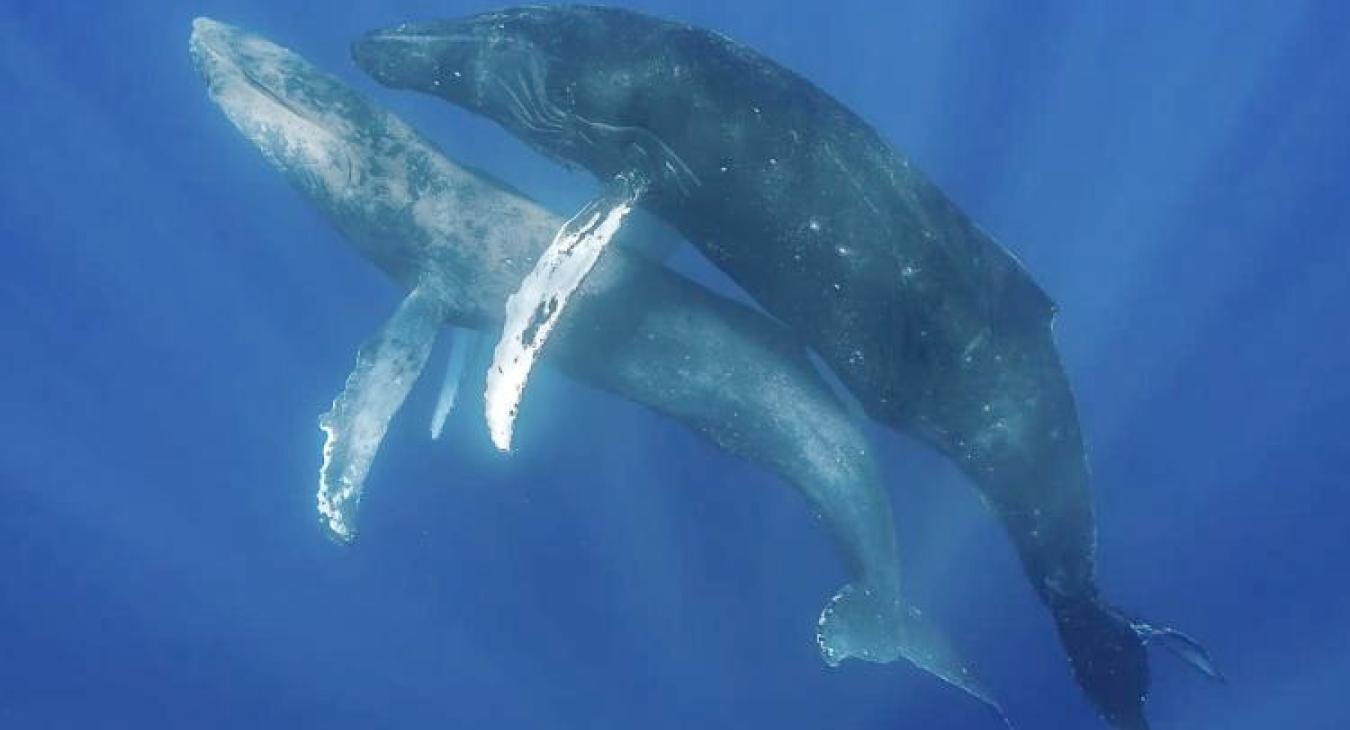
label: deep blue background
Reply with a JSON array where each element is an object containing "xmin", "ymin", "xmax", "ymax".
[{"xmin": 2, "ymin": 2, "xmax": 1347, "ymax": 728}]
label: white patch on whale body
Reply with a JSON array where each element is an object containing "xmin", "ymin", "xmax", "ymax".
[{"xmin": 484, "ymin": 177, "xmax": 645, "ymax": 451}]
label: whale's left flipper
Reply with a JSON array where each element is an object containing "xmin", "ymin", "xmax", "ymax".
[
  {"xmin": 318, "ymin": 284, "xmax": 444, "ymax": 543},
  {"xmin": 818, "ymin": 583, "xmax": 1011, "ymax": 727}
]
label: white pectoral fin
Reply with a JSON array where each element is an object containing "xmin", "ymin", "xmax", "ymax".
[
  {"xmin": 430, "ymin": 326, "xmax": 480, "ymax": 440},
  {"xmin": 484, "ymin": 174, "xmax": 645, "ymax": 452},
  {"xmin": 317, "ymin": 285, "xmax": 444, "ymax": 543}
]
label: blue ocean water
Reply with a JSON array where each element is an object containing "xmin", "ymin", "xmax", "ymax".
[{"xmin": 2, "ymin": 1, "xmax": 1348, "ymax": 728}]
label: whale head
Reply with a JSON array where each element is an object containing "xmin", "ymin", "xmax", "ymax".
[
  {"xmin": 353, "ymin": 8, "xmax": 701, "ymax": 198},
  {"xmin": 191, "ymin": 18, "xmax": 370, "ymax": 204},
  {"xmin": 190, "ymin": 17, "xmax": 446, "ymax": 286},
  {"xmin": 352, "ymin": 11, "xmax": 572, "ymax": 143}
]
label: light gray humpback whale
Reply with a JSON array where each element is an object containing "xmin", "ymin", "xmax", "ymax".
[
  {"xmin": 188, "ymin": 17, "xmax": 1010, "ymax": 721},
  {"xmin": 352, "ymin": 7, "xmax": 1221, "ymax": 727}
]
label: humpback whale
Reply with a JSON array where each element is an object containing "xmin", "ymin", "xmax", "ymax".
[
  {"xmin": 352, "ymin": 6, "xmax": 1219, "ymax": 727},
  {"xmin": 188, "ymin": 17, "xmax": 1009, "ymax": 719}
]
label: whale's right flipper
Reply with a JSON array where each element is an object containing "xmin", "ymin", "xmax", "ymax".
[
  {"xmin": 818, "ymin": 583, "xmax": 1011, "ymax": 727},
  {"xmin": 484, "ymin": 174, "xmax": 645, "ymax": 452},
  {"xmin": 317, "ymin": 284, "xmax": 444, "ymax": 543}
]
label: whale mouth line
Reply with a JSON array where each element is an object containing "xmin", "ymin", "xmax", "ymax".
[
  {"xmin": 192, "ymin": 20, "xmax": 331, "ymax": 136},
  {"xmin": 235, "ymin": 65, "xmax": 327, "ymax": 132},
  {"xmin": 193, "ymin": 31, "xmax": 317, "ymax": 128}
]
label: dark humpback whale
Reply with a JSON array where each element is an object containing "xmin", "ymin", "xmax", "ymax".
[
  {"xmin": 351, "ymin": 6, "xmax": 1219, "ymax": 727},
  {"xmin": 189, "ymin": 17, "xmax": 1008, "ymax": 719}
]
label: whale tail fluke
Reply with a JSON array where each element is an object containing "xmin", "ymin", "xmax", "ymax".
[
  {"xmin": 817, "ymin": 583, "xmax": 1012, "ymax": 727},
  {"xmin": 816, "ymin": 583, "xmax": 902, "ymax": 667},
  {"xmin": 1049, "ymin": 594, "xmax": 1151, "ymax": 729},
  {"xmin": 1050, "ymin": 593, "xmax": 1223, "ymax": 729},
  {"xmin": 1131, "ymin": 617, "xmax": 1225, "ymax": 684}
]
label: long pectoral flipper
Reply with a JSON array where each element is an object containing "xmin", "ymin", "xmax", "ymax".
[
  {"xmin": 430, "ymin": 326, "xmax": 480, "ymax": 440},
  {"xmin": 318, "ymin": 285, "xmax": 444, "ymax": 543},
  {"xmin": 484, "ymin": 175, "xmax": 645, "ymax": 451}
]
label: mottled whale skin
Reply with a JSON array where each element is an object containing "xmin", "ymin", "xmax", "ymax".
[
  {"xmin": 189, "ymin": 18, "xmax": 1005, "ymax": 716},
  {"xmin": 352, "ymin": 6, "xmax": 1215, "ymax": 727}
]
